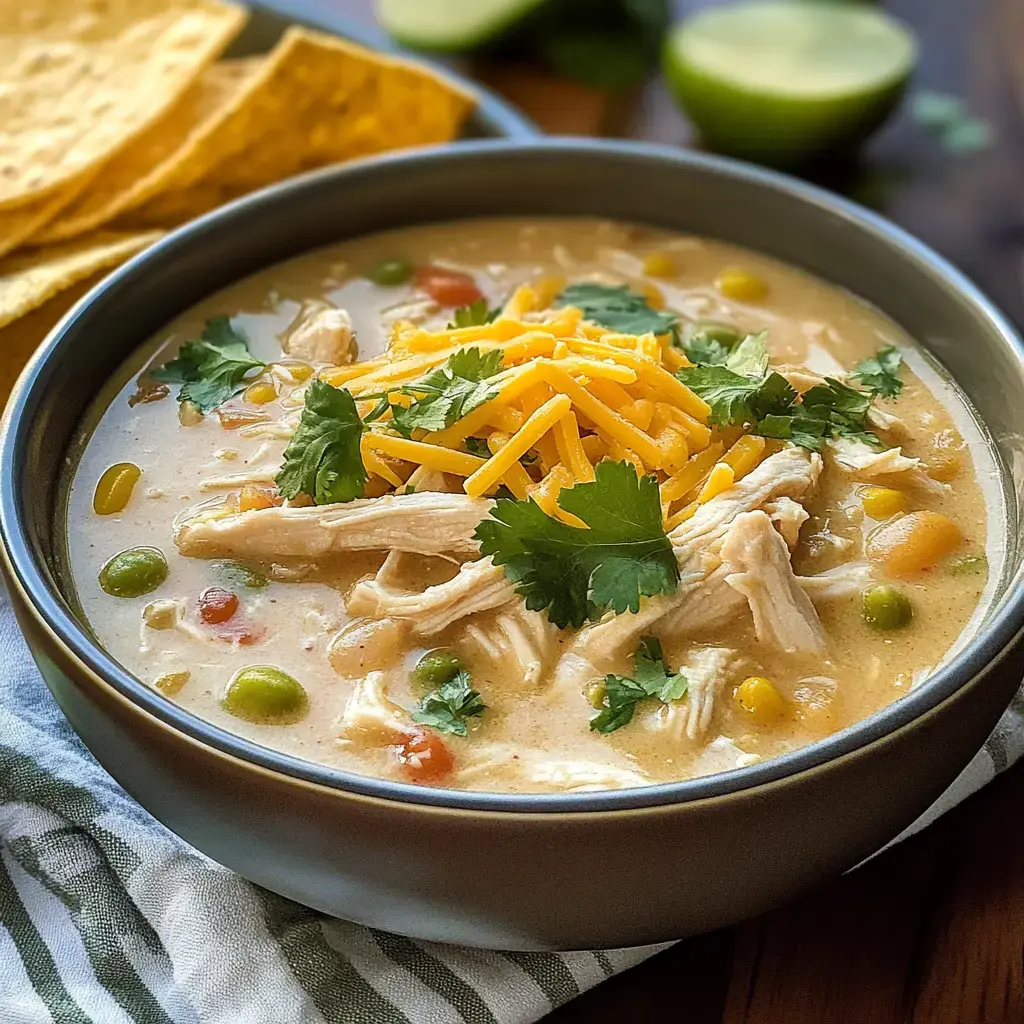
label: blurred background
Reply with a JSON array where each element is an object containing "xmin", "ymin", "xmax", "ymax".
[{"xmin": 273, "ymin": 0, "xmax": 1023, "ymax": 325}]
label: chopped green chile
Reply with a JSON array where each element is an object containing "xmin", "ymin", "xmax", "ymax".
[
  {"xmin": 367, "ymin": 259, "xmax": 413, "ymax": 286},
  {"xmin": 222, "ymin": 666, "xmax": 309, "ymax": 724},
  {"xmin": 412, "ymin": 650, "xmax": 463, "ymax": 688},
  {"xmin": 99, "ymin": 547, "xmax": 168, "ymax": 598},
  {"xmin": 213, "ymin": 560, "xmax": 269, "ymax": 589}
]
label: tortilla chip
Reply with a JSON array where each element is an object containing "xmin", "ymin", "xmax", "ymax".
[
  {"xmin": 0, "ymin": 185, "xmax": 85, "ymax": 259},
  {"xmin": 0, "ymin": 231, "xmax": 163, "ymax": 329},
  {"xmin": 33, "ymin": 59, "xmax": 259, "ymax": 244},
  {"xmin": 0, "ymin": 0, "xmax": 246, "ymax": 211},
  {"xmin": 126, "ymin": 27, "xmax": 475, "ymax": 226},
  {"xmin": 0, "ymin": 276, "xmax": 101, "ymax": 409}
]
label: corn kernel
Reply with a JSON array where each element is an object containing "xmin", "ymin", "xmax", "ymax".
[
  {"xmin": 642, "ymin": 252, "xmax": 676, "ymax": 278},
  {"xmin": 859, "ymin": 485, "xmax": 909, "ymax": 520},
  {"xmin": 735, "ymin": 676, "xmax": 786, "ymax": 724},
  {"xmin": 239, "ymin": 484, "xmax": 279, "ymax": 512},
  {"xmin": 244, "ymin": 379, "xmax": 278, "ymax": 405},
  {"xmin": 927, "ymin": 451, "xmax": 961, "ymax": 482},
  {"xmin": 93, "ymin": 462, "xmax": 141, "ymax": 515},
  {"xmin": 715, "ymin": 268, "xmax": 769, "ymax": 303}
]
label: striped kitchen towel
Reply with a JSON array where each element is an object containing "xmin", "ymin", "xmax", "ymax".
[{"xmin": 1, "ymin": 582, "xmax": 1021, "ymax": 1024}]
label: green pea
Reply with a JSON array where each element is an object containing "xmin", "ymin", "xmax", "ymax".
[
  {"xmin": 222, "ymin": 666, "xmax": 308, "ymax": 725},
  {"xmin": 99, "ymin": 547, "xmax": 168, "ymax": 598},
  {"xmin": 367, "ymin": 259, "xmax": 412, "ymax": 287},
  {"xmin": 861, "ymin": 583, "xmax": 913, "ymax": 631},
  {"xmin": 411, "ymin": 650, "xmax": 463, "ymax": 688},
  {"xmin": 213, "ymin": 559, "xmax": 269, "ymax": 589}
]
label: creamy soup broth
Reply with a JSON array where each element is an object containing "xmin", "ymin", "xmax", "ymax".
[{"xmin": 65, "ymin": 218, "xmax": 1000, "ymax": 793}]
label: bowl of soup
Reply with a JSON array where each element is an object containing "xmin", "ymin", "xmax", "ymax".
[{"xmin": 2, "ymin": 140, "xmax": 1023, "ymax": 950}]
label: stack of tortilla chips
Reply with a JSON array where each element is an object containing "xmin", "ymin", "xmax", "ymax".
[{"xmin": 0, "ymin": 0, "xmax": 475, "ymax": 402}]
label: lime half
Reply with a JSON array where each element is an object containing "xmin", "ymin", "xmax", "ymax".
[{"xmin": 663, "ymin": 1, "xmax": 918, "ymax": 166}]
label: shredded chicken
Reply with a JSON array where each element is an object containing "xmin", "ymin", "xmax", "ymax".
[
  {"xmin": 797, "ymin": 561, "xmax": 873, "ymax": 601},
  {"xmin": 689, "ymin": 736, "xmax": 760, "ymax": 776},
  {"xmin": 549, "ymin": 447, "xmax": 821, "ymax": 693},
  {"xmin": 336, "ymin": 671, "xmax": 406, "ymax": 745},
  {"xmin": 283, "ymin": 305, "xmax": 355, "ymax": 365},
  {"xmin": 764, "ymin": 496, "xmax": 808, "ymax": 551},
  {"xmin": 459, "ymin": 744, "xmax": 652, "ymax": 792},
  {"xmin": 721, "ymin": 511, "xmax": 826, "ymax": 654},
  {"xmin": 345, "ymin": 557, "xmax": 516, "ymax": 636},
  {"xmin": 175, "ymin": 492, "xmax": 493, "ymax": 559},
  {"xmin": 463, "ymin": 606, "xmax": 558, "ymax": 686},
  {"xmin": 648, "ymin": 646, "xmax": 738, "ymax": 743},
  {"xmin": 830, "ymin": 438, "xmax": 946, "ymax": 495}
]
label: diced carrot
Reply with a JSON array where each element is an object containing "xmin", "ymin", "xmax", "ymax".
[
  {"xmin": 394, "ymin": 728, "xmax": 454, "ymax": 784},
  {"xmin": 867, "ymin": 510, "xmax": 963, "ymax": 577}
]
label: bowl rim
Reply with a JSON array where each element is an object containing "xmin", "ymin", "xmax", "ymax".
[{"xmin": 3, "ymin": 137, "xmax": 1023, "ymax": 815}]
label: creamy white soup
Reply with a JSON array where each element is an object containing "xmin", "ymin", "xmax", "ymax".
[{"xmin": 65, "ymin": 217, "xmax": 1000, "ymax": 793}]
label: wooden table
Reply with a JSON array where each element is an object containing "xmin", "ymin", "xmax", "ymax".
[{"xmin": 290, "ymin": 1, "xmax": 1024, "ymax": 1018}]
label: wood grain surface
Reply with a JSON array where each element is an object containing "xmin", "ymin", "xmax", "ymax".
[{"xmin": 283, "ymin": 0, "xmax": 1024, "ymax": 1019}]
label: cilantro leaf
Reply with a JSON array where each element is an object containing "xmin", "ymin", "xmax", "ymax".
[
  {"xmin": 802, "ymin": 378, "xmax": 883, "ymax": 447},
  {"xmin": 680, "ymin": 322, "xmax": 743, "ymax": 366},
  {"xmin": 412, "ymin": 671, "xmax": 486, "ymax": 736},
  {"xmin": 557, "ymin": 282, "xmax": 677, "ymax": 336},
  {"xmin": 475, "ymin": 460, "xmax": 679, "ymax": 628},
  {"xmin": 391, "ymin": 347, "xmax": 504, "ymax": 436},
  {"xmin": 850, "ymin": 346, "xmax": 904, "ymax": 398},
  {"xmin": 724, "ymin": 331, "xmax": 769, "ymax": 377},
  {"xmin": 275, "ymin": 379, "xmax": 367, "ymax": 504},
  {"xmin": 449, "ymin": 298, "xmax": 499, "ymax": 328},
  {"xmin": 676, "ymin": 365, "xmax": 796, "ymax": 427},
  {"xmin": 590, "ymin": 636, "xmax": 687, "ymax": 734},
  {"xmin": 151, "ymin": 316, "xmax": 265, "ymax": 412},
  {"xmin": 756, "ymin": 412, "xmax": 829, "ymax": 451}
]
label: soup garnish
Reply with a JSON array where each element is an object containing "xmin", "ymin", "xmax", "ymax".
[{"xmin": 66, "ymin": 218, "xmax": 996, "ymax": 794}]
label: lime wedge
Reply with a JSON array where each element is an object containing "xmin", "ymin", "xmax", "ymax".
[
  {"xmin": 377, "ymin": 0, "xmax": 549, "ymax": 51},
  {"xmin": 662, "ymin": 1, "xmax": 918, "ymax": 166}
]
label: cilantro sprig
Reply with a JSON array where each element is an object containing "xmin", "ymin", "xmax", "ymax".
[
  {"xmin": 275, "ymin": 379, "xmax": 367, "ymax": 504},
  {"xmin": 388, "ymin": 347, "xmax": 504, "ymax": 436},
  {"xmin": 850, "ymin": 345, "xmax": 904, "ymax": 398},
  {"xmin": 475, "ymin": 460, "xmax": 679, "ymax": 629},
  {"xmin": 412, "ymin": 671, "xmax": 486, "ymax": 736},
  {"xmin": 590, "ymin": 637, "xmax": 688, "ymax": 734},
  {"xmin": 151, "ymin": 317, "xmax": 265, "ymax": 412},
  {"xmin": 678, "ymin": 334, "xmax": 897, "ymax": 451},
  {"xmin": 449, "ymin": 298, "xmax": 499, "ymax": 328},
  {"xmin": 556, "ymin": 282, "xmax": 677, "ymax": 337}
]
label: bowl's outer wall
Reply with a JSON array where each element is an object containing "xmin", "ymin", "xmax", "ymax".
[
  {"xmin": 5, "ymin": 143, "xmax": 1024, "ymax": 948},
  {"xmin": 7, "ymin": 564, "xmax": 1023, "ymax": 949}
]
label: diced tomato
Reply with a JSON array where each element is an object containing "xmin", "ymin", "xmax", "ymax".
[
  {"xmin": 413, "ymin": 266, "xmax": 483, "ymax": 308},
  {"xmin": 198, "ymin": 586, "xmax": 239, "ymax": 624},
  {"xmin": 239, "ymin": 484, "xmax": 281, "ymax": 512},
  {"xmin": 217, "ymin": 624, "xmax": 265, "ymax": 646},
  {"xmin": 215, "ymin": 407, "xmax": 270, "ymax": 430},
  {"xmin": 393, "ymin": 727, "xmax": 454, "ymax": 784}
]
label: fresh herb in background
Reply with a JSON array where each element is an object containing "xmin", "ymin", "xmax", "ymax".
[
  {"xmin": 911, "ymin": 90, "xmax": 995, "ymax": 155},
  {"xmin": 590, "ymin": 636, "xmax": 688, "ymax": 734},
  {"xmin": 389, "ymin": 347, "xmax": 504, "ymax": 436},
  {"xmin": 850, "ymin": 345, "xmax": 904, "ymax": 398},
  {"xmin": 413, "ymin": 671, "xmax": 487, "ymax": 736},
  {"xmin": 276, "ymin": 379, "xmax": 368, "ymax": 504},
  {"xmin": 557, "ymin": 282, "xmax": 677, "ymax": 336},
  {"xmin": 449, "ymin": 298, "xmax": 499, "ymax": 328},
  {"xmin": 476, "ymin": 459, "xmax": 679, "ymax": 628},
  {"xmin": 151, "ymin": 317, "xmax": 265, "ymax": 412}
]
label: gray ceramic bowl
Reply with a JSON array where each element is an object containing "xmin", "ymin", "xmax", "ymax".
[{"xmin": 3, "ymin": 141, "xmax": 1024, "ymax": 950}]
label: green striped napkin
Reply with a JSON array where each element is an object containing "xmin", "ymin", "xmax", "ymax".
[{"xmin": 2, "ymin": 583, "xmax": 1020, "ymax": 1022}]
